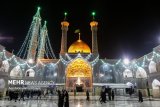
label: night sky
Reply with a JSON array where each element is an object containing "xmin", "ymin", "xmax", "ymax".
[{"xmin": 0, "ymin": 0, "xmax": 160, "ymax": 59}]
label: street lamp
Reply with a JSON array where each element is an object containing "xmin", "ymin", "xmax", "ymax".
[{"xmin": 123, "ymin": 58, "xmax": 130, "ymax": 65}]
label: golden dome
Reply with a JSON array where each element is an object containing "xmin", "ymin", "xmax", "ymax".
[{"xmin": 68, "ymin": 39, "xmax": 91, "ymax": 53}]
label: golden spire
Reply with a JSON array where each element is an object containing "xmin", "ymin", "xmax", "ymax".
[{"xmin": 78, "ymin": 32, "xmax": 81, "ymax": 40}]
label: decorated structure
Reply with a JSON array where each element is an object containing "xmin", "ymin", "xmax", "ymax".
[{"xmin": 1, "ymin": 7, "xmax": 160, "ymax": 98}]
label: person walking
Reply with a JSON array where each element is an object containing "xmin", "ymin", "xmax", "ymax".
[
  {"xmin": 86, "ymin": 90, "xmax": 90, "ymax": 101},
  {"xmin": 37, "ymin": 90, "xmax": 41, "ymax": 100},
  {"xmin": 74, "ymin": 89, "xmax": 76, "ymax": 97},
  {"xmin": 138, "ymin": 90, "xmax": 143, "ymax": 102},
  {"xmin": 64, "ymin": 90, "xmax": 69, "ymax": 107},
  {"xmin": 57, "ymin": 90, "xmax": 62, "ymax": 107},
  {"xmin": 19, "ymin": 91, "xmax": 25, "ymax": 101},
  {"xmin": 108, "ymin": 90, "xmax": 111, "ymax": 101},
  {"xmin": 111, "ymin": 90, "xmax": 114, "ymax": 100},
  {"xmin": 99, "ymin": 88, "xmax": 106, "ymax": 103}
]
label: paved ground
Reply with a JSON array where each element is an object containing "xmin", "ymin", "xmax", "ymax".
[{"xmin": 0, "ymin": 96, "xmax": 160, "ymax": 107}]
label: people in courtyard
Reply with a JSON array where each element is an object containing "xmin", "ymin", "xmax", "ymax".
[
  {"xmin": 37, "ymin": 90, "xmax": 41, "ymax": 100},
  {"xmin": 19, "ymin": 91, "xmax": 25, "ymax": 101},
  {"xmin": 99, "ymin": 87, "xmax": 106, "ymax": 103},
  {"xmin": 74, "ymin": 89, "xmax": 76, "ymax": 97},
  {"xmin": 111, "ymin": 90, "xmax": 115, "ymax": 100},
  {"xmin": 64, "ymin": 90, "xmax": 69, "ymax": 107},
  {"xmin": 86, "ymin": 90, "xmax": 90, "ymax": 101},
  {"xmin": 138, "ymin": 90, "xmax": 143, "ymax": 102}
]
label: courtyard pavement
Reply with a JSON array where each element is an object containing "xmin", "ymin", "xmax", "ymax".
[{"xmin": 0, "ymin": 96, "xmax": 160, "ymax": 107}]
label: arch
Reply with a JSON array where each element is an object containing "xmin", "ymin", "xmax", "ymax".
[
  {"xmin": 10, "ymin": 65, "xmax": 22, "ymax": 77},
  {"xmin": 44, "ymin": 63, "xmax": 58, "ymax": 79},
  {"xmin": 0, "ymin": 78, "xmax": 5, "ymax": 89},
  {"xmin": 99, "ymin": 63, "xmax": 112, "ymax": 72},
  {"xmin": 136, "ymin": 67, "xmax": 147, "ymax": 78},
  {"xmin": 25, "ymin": 69, "xmax": 35, "ymax": 77},
  {"xmin": 0, "ymin": 60, "xmax": 10, "ymax": 72},
  {"xmin": 149, "ymin": 61, "xmax": 157, "ymax": 73},
  {"xmin": 65, "ymin": 58, "xmax": 92, "ymax": 91},
  {"xmin": 102, "ymin": 64, "xmax": 110, "ymax": 71},
  {"xmin": 152, "ymin": 79, "xmax": 160, "ymax": 89},
  {"xmin": 123, "ymin": 69, "xmax": 133, "ymax": 78},
  {"xmin": 66, "ymin": 58, "xmax": 92, "ymax": 77}
]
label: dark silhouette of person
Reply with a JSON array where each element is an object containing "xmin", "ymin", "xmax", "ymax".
[
  {"xmin": 74, "ymin": 89, "xmax": 76, "ymax": 97},
  {"xmin": 64, "ymin": 91, "xmax": 69, "ymax": 107},
  {"xmin": 100, "ymin": 88, "xmax": 106, "ymax": 103},
  {"xmin": 108, "ymin": 90, "xmax": 111, "ymax": 101},
  {"xmin": 9, "ymin": 91, "xmax": 13, "ymax": 101},
  {"xmin": 86, "ymin": 90, "xmax": 90, "ymax": 101},
  {"xmin": 27, "ymin": 91, "xmax": 30, "ymax": 99},
  {"xmin": 129, "ymin": 86, "xmax": 133, "ymax": 97},
  {"xmin": 61, "ymin": 90, "xmax": 65, "ymax": 107},
  {"xmin": 57, "ymin": 90, "xmax": 61, "ymax": 107},
  {"xmin": 37, "ymin": 90, "xmax": 41, "ymax": 99},
  {"xmin": 138, "ymin": 90, "xmax": 143, "ymax": 102},
  {"xmin": 111, "ymin": 90, "xmax": 114, "ymax": 100},
  {"xmin": 99, "ymin": 90, "xmax": 103, "ymax": 103},
  {"xmin": 57, "ymin": 90, "xmax": 63, "ymax": 107},
  {"xmin": 14, "ymin": 91, "xmax": 18, "ymax": 102},
  {"xmin": 19, "ymin": 91, "xmax": 25, "ymax": 101}
]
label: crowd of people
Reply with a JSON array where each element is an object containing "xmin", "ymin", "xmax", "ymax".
[
  {"xmin": 99, "ymin": 87, "xmax": 115, "ymax": 103},
  {"xmin": 7, "ymin": 90, "xmax": 43, "ymax": 102},
  {"xmin": 99, "ymin": 86, "xmax": 143, "ymax": 104},
  {"xmin": 57, "ymin": 89, "xmax": 69, "ymax": 107},
  {"xmin": 5, "ymin": 87, "xmax": 143, "ymax": 107}
]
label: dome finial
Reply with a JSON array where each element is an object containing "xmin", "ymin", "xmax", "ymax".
[
  {"xmin": 74, "ymin": 29, "xmax": 81, "ymax": 40},
  {"xmin": 64, "ymin": 12, "xmax": 68, "ymax": 21},
  {"xmin": 78, "ymin": 33, "xmax": 81, "ymax": 40},
  {"xmin": 91, "ymin": 11, "xmax": 96, "ymax": 20}
]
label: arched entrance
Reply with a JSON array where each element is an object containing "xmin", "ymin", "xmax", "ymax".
[
  {"xmin": 65, "ymin": 58, "xmax": 92, "ymax": 92},
  {"xmin": 152, "ymin": 79, "xmax": 160, "ymax": 97}
]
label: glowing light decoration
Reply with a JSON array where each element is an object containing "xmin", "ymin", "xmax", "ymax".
[
  {"xmin": 92, "ymin": 11, "xmax": 96, "ymax": 20},
  {"xmin": 76, "ymin": 77, "xmax": 82, "ymax": 85},
  {"xmin": 37, "ymin": 21, "xmax": 47, "ymax": 59},
  {"xmin": 99, "ymin": 73, "xmax": 104, "ymax": 77},
  {"xmin": 54, "ymin": 72, "xmax": 57, "ymax": 77},
  {"xmin": 16, "ymin": 7, "xmax": 56, "ymax": 60},
  {"xmin": 28, "ymin": 59, "xmax": 34, "ymax": 64},
  {"xmin": 64, "ymin": 12, "xmax": 67, "ymax": 16},
  {"xmin": 123, "ymin": 58, "xmax": 130, "ymax": 65},
  {"xmin": 64, "ymin": 12, "xmax": 68, "ymax": 20}
]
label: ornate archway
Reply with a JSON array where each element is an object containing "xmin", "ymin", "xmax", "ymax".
[{"xmin": 65, "ymin": 58, "xmax": 92, "ymax": 91}]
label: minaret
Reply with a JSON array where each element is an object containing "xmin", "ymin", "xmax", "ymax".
[
  {"xmin": 90, "ymin": 12, "xmax": 98, "ymax": 54},
  {"xmin": 37, "ymin": 21, "xmax": 47, "ymax": 59},
  {"xmin": 27, "ymin": 7, "xmax": 41, "ymax": 61},
  {"xmin": 60, "ymin": 12, "xmax": 69, "ymax": 54}
]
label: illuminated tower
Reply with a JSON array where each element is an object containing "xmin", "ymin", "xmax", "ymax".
[
  {"xmin": 90, "ymin": 12, "xmax": 98, "ymax": 54},
  {"xmin": 60, "ymin": 12, "xmax": 69, "ymax": 54},
  {"xmin": 37, "ymin": 21, "xmax": 47, "ymax": 59},
  {"xmin": 27, "ymin": 7, "xmax": 41, "ymax": 61}
]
